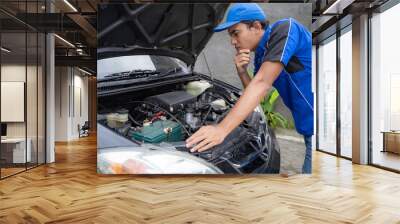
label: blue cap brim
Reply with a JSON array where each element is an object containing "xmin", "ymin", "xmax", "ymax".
[{"xmin": 214, "ymin": 21, "xmax": 240, "ymax": 32}]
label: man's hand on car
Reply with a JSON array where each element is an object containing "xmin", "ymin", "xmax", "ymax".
[
  {"xmin": 186, "ymin": 124, "xmax": 228, "ymax": 152},
  {"xmin": 186, "ymin": 61, "xmax": 283, "ymax": 153}
]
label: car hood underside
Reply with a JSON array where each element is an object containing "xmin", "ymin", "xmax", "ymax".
[{"xmin": 97, "ymin": 3, "xmax": 229, "ymax": 66}]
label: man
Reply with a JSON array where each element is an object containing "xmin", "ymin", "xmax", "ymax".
[{"xmin": 186, "ymin": 3, "xmax": 313, "ymax": 173}]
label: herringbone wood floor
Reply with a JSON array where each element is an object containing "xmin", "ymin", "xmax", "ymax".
[{"xmin": 1, "ymin": 134, "xmax": 400, "ymax": 224}]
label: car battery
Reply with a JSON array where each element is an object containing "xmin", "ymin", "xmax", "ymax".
[{"xmin": 130, "ymin": 120, "xmax": 182, "ymax": 143}]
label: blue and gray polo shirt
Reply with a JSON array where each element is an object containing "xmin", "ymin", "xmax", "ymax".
[{"xmin": 254, "ymin": 18, "xmax": 313, "ymax": 136}]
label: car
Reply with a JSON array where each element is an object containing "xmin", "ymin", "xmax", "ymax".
[{"xmin": 96, "ymin": 3, "xmax": 280, "ymax": 174}]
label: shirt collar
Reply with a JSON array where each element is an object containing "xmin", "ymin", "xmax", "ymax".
[
  {"xmin": 254, "ymin": 26, "xmax": 272, "ymax": 74},
  {"xmin": 255, "ymin": 26, "xmax": 272, "ymax": 57}
]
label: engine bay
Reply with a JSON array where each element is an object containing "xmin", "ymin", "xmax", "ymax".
[
  {"xmin": 98, "ymin": 80, "xmax": 238, "ymax": 142},
  {"xmin": 98, "ymin": 79, "xmax": 279, "ymax": 173}
]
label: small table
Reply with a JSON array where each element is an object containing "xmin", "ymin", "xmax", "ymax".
[
  {"xmin": 1, "ymin": 138, "xmax": 32, "ymax": 163},
  {"xmin": 381, "ymin": 131, "xmax": 400, "ymax": 154}
]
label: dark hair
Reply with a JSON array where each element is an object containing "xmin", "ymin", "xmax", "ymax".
[{"xmin": 242, "ymin": 20, "xmax": 269, "ymax": 30}]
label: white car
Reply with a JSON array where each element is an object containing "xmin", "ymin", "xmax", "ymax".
[{"xmin": 96, "ymin": 3, "xmax": 280, "ymax": 174}]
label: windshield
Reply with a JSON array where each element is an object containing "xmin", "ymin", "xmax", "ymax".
[{"xmin": 97, "ymin": 55, "xmax": 189, "ymax": 80}]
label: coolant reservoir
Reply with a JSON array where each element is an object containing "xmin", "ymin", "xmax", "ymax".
[
  {"xmin": 107, "ymin": 109, "xmax": 129, "ymax": 128},
  {"xmin": 116, "ymin": 109, "xmax": 129, "ymax": 123},
  {"xmin": 185, "ymin": 80, "xmax": 211, "ymax": 96},
  {"xmin": 211, "ymin": 99, "xmax": 227, "ymax": 111},
  {"xmin": 106, "ymin": 113, "xmax": 119, "ymax": 128}
]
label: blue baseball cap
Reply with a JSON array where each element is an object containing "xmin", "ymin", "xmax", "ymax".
[{"xmin": 214, "ymin": 3, "xmax": 266, "ymax": 32}]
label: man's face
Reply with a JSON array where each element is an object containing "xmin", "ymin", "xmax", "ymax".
[{"xmin": 228, "ymin": 22, "xmax": 263, "ymax": 52}]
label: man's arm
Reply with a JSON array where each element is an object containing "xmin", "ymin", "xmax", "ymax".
[
  {"xmin": 237, "ymin": 69, "xmax": 251, "ymax": 88},
  {"xmin": 218, "ymin": 61, "xmax": 282, "ymax": 136},
  {"xmin": 186, "ymin": 61, "xmax": 283, "ymax": 152}
]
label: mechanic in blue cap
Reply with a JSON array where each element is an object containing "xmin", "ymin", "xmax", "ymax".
[{"xmin": 186, "ymin": 3, "xmax": 313, "ymax": 174}]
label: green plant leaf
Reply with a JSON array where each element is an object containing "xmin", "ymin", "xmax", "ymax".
[
  {"xmin": 247, "ymin": 68, "xmax": 254, "ymax": 78},
  {"xmin": 260, "ymin": 98, "xmax": 271, "ymax": 112},
  {"xmin": 263, "ymin": 90, "xmax": 274, "ymax": 112},
  {"xmin": 288, "ymin": 120, "xmax": 295, "ymax": 129},
  {"xmin": 270, "ymin": 115, "xmax": 277, "ymax": 128},
  {"xmin": 268, "ymin": 89, "xmax": 280, "ymax": 111},
  {"xmin": 260, "ymin": 88, "xmax": 295, "ymax": 130},
  {"xmin": 273, "ymin": 113, "xmax": 289, "ymax": 128},
  {"xmin": 269, "ymin": 89, "xmax": 280, "ymax": 104}
]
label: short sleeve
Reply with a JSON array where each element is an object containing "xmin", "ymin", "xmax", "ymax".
[{"xmin": 263, "ymin": 19, "xmax": 300, "ymax": 66}]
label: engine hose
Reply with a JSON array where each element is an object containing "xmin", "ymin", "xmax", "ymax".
[
  {"xmin": 200, "ymin": 105, "xmax": 212, "ymax": 127},
  {"xmin": 128, "ymin": 113, "xmax": 142, "ymax": 126},
  {"xmin": 201, "ymin": 88, "xmax": 235, "ymax": 106}
]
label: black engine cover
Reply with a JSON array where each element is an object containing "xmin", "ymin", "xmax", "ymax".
[{"xmin": 145, "ymin": 91, "xmax": 196, "ymax": 113}]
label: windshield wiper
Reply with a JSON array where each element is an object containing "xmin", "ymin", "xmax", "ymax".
[
  {"xmin": 148, "ymin": 67, "xmax": 183, "ymax": 80},
  {"xmin": 100, "ymin": 69, "xmax": 160, "ymax": 82}
]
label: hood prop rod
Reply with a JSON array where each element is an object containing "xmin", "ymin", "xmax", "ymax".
[{"xmin": 202, "ymin": 50, "xmax": 215, "ymax": 95}]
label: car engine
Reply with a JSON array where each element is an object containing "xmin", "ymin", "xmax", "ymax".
[{"xmin": 98, "ymin": 80, "xmax": 279, "ymax": 174}]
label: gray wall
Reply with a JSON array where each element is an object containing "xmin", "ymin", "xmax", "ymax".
[{"xmin": 194, "ymin": 3, "xmax": 312, "ymax": 138}]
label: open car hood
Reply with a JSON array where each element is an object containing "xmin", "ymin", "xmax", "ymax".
[{"xmin": 97, "ymin": 3, "xmax": 229, "ymax": 67}]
